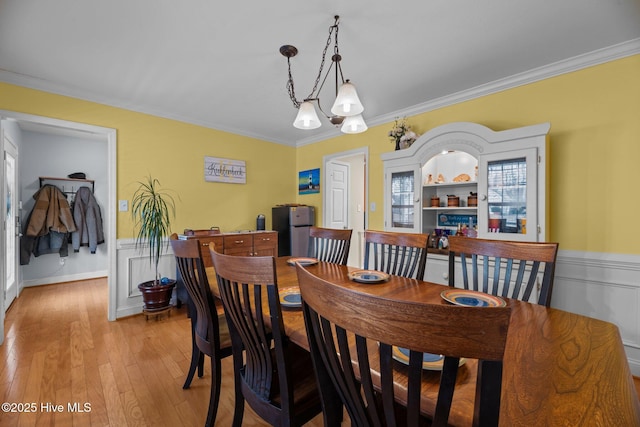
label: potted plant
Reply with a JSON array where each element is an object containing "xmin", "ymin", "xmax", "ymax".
[{"xmin": 131, "ymin": 176, "xmax": 177, "ymax": 312}]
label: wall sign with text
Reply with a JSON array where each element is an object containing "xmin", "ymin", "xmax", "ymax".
[{"xmin": 204, "ymin": 156, "xmax": 246, "ymax": 184}]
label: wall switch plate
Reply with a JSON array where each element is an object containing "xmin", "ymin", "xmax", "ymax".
[{"xmin": 119, "ymin": 200, "xmax": 128, "ymax": 211}]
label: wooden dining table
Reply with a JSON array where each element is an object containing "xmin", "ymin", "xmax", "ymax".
[{"xmin": 207, "ymin": 257, "xmax": 640, "ymax": 426}]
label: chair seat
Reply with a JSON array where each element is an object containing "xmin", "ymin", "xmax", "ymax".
[
  {"xmin": 217, "ymin": 312, "xmax": 232, "ymax": 350},
  {"xmin": 269, "ymin": 344, "xmax": 321, "ymax": 412}
]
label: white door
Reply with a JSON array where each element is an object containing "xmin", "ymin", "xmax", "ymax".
[
  {"xmin": 2, "ymin": 125, "xmax": 19, "ymax": 343},
  {"xmin": 326, "ymin": 160, "xmax": 349, "ymax": 230}
]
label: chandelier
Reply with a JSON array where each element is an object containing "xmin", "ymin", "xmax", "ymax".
[{"xmin": 280, "ymin": 15, "xmax": 367, "ymax": 134}]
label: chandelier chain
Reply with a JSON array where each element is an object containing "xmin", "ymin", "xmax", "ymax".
[
  {"xmin": 306, "ymin": 19, "xmax": 338, "ymax": 100},
  {"xmin": 285, "ymin": 57, "xmax": 300, "ymax": 109},
  {"xmin": 285, "ymin": 16, "xmax": 340, "ymax": 109}
]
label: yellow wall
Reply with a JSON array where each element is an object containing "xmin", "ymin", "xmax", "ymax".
[
  {"xmin": 2, "ymin": 54, "xmax": 639, "ymax": 253},
  {"xmin": 0, "ymin": 83, "xmax": 297, "ymax": 237},
  {"xmin": 297, "ymin": 54, "xmax": 640, "ymax": 254}
]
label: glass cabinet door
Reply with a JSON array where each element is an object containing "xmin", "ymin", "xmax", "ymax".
[
  {"xmin": 385, "ymin": 165, "xmax": 421, "ymax": 233},
  {"xmin": 478, "ymin": 148, "xmax": 538, "ymax": 241}
]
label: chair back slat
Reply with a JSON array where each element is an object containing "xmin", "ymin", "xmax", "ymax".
[
  {"xmin": 448, "ymin": 236, "xmax": 559, "ymax": 306},
  {"xmin": 211, "ymin": 253, "xmax": 277, "ymax": 399},
  {"xmin": 297, "ymin": 264, "xmax": 511, "ymax": 427},
  {"xmin": 309, "ymin": 226, "xmax": 353, "ymax": 265},
  {"xmin": 363, "ymin": 230, "xmax": 429, "ymax": 280},
  {"xmin": 210, "ymin": 249, "xmax": 326, "ymax": 426},
  {"xmin": 170, "ymin": 238, "xmax": 217, "ymax": 354},
  {"xmin": 499, "ymin": 258, "xmax": 513, "ymax": 296}
]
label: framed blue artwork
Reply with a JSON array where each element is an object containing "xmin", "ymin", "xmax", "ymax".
[{"xmin": 299, "ymin": 168, "xmax": 320, "ymax": 194}]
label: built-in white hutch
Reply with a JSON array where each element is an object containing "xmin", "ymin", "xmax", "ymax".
[{"xmin": 381, "ymin": 122, "xmax": 551, "ymax": 283}]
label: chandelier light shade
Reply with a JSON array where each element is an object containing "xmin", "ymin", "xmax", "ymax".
[
  {"xmin": 293, "ymin": 101, "xmax": 322, "ymax": 129},
  {"xmin": 280, "ymin": 15, "xmax": 367, "ymax": 134},
  {"xmin": 341, "ymin": 114, "xmax": 368, "ymax": 134},
  {"xmin": 331, "ymin": 80, "xmax": 364, "ymax": 117}
]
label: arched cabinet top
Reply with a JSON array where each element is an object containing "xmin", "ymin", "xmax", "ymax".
[{"xmin": 380, "ymin": 121, "xmax": 551, "ymax": 167}]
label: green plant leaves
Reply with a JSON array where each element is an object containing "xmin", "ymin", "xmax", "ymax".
[{"xmin": 131, "ymin": 176, "xmax": 176, "ymax": 281}]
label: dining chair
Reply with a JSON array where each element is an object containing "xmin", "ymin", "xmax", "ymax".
[
  {"xmin": 209, "ymin": 249, "xmax": 335, "ymax": 427},
  {"xmin": 169, "ymin": 237, "xmax": 233, "ymax": 427},
  {"xmin": 447, "ymin": 235, "xmax": 559, "ymax": 307},
  {"xmin": 308, "ymin": 226, "xmax": 353, "ymax": 265},
  {"xmin": 296, "ymin": 264, "xmax": 511, "ymax": 427},
  {"xmin": 171, "ymin": 233, "xmax": 204, "ymax": 379},
  {"xmin": 363, "ymin": 230, "xmax": 429, "ymax": 280}
]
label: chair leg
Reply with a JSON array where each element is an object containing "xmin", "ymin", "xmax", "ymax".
[
  {"xmin": 205, "ymin": 356, "xmax": 223, "ymax": 427},
  {"xmin": 182, "ymin": 348, "xmax": 201, "ymax": 389},
  {"xmin": 183, "ymin": 313, "xmax": 201, "ymax": 389},
  {"xmin": 198, "ymin": 352, "xmax": 205, "ymax": 378},
  {"xmin": 231, "ymin": 357, "xmax": 245, "ymax": 427}
]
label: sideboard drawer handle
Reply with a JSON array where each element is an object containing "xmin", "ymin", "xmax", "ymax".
[
  {"xmin": 235, "ymin": 240, "xmax": 243, "ymax": 244},
  {"xmin": 202, "ymin": 242, "xmax": 209, "ymax": 247}
]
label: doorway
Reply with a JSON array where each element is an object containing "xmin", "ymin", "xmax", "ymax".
[
  {"xmin": 0, "ymin": 111, "xmax": 117, "ymax": 323},
  {"xmin": 323, "ymin": 147, "xmax": 368, "ymax": 267}
]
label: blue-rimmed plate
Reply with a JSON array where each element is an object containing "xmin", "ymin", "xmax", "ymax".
[
  {"xmin": 287, "ymin": 257, "xmax": 318, "ymax": 266},
  {"xmin": 392, "ymin": 346, "xmax": 466, "ymax": 371},
  {"xmin": 348, "ymin": 270, "xmax": 390, "ymax": 284},
  {"xmin": 440, "ymin": 289, "xmax": 506, "ymax": 307},
  {"xmin": 279, "ymin": 287, "xmax": 302, "ymax": 308}
]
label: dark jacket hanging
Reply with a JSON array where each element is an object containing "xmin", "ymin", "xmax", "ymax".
[
  {"xmin": 20, "ymin": 184, "xmax": 77, "ymax": 265},
  {"xmin": 71, "ymin": 186, "xmax": 105, "ymax": 253}
]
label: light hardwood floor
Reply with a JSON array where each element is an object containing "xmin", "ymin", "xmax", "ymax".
[{"xmin": 0, "ymin": 278, "xmax": 334, "ymax": 426}]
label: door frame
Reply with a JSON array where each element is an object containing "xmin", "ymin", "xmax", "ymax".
[
  {"xmin": 2, "ymin": 129, "xmax": 19, "ymax": 316},
  {"xmin": 323, "ymin": 147, "xmax": 369, "ymax": 266},
  {"xmin": 0, "ymin": 110, "xmax": 118, "ymax": 321}
]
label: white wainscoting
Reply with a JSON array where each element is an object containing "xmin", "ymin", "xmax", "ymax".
[
  {"xmin": 425, "ymin": 249, "xmax": 640, "ymax": 377},
  {"xmin": 116, "ymin": 238, "xmax": 176, "ymax": 319},
  {"xmin": 553, "ymin": 250, "xmax": 640, "ymax": 377}
]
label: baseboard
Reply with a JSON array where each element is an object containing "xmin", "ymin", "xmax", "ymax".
[{"xmin": 23, "ymin": 270, "xmax": 108, "ymax": 287}]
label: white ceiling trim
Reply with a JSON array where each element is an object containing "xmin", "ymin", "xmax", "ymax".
[
  {"xmin": 295, "ymin": 38, "xmax": 640, "ymax": 147},
  {"xmin": 2, "ymin": 39, "xmax": 638, "ymax": 148},
  {"xmin": 0, "ymin": 69, "xmax": 282, "ymax": 145}
]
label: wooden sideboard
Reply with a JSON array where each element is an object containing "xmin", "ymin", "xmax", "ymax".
[
  {"xmin": 175, "ymin": 230, "xmax": 278, "ymax": 307},
  {"xmin": 179, "ymin": 230, "xmax": 278, "ymax": 267}
]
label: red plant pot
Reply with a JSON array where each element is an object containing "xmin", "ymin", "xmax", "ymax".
[{"xmin": 138, "ymin": 280, "xmax": 176, "ymax": 311}]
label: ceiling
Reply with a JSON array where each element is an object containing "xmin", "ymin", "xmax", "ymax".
[{"xmin": 1, "ymin": 0, "xmax": 639, "ymax": 146}]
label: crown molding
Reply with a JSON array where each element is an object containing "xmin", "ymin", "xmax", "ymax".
[
  {"xmin": 2, "ymin": 39, "xmax": 638, "ymax": 147},
  {"xmin": 296, "ymin": 38, "xmax": 640, "ymax": 147}
]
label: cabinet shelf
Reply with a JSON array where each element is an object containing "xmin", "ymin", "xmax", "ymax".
[
  {"xmin": 423, "ymin": 207, "xmax": 477, "ymax": 211},
  {"xmin": 423, "ymin": 181, "xmax": 476, "ymax": 189}
]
